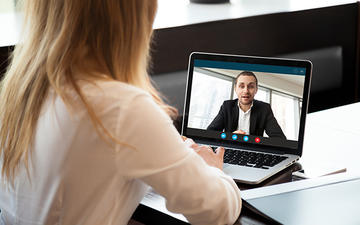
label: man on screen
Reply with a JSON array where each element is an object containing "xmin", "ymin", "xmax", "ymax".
[{"xmin": 207, "ymin": 71, "xmax": 286, "ymax": 139}]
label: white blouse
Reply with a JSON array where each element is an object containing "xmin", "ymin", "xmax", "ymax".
[{"xmin": 0, "ymin": 80, "xmax": 241, "ymax": 225}]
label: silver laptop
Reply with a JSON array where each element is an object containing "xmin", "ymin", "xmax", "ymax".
[{"xmin": 182, "ymin": 52, "xmax": 312, "ymax": 184}]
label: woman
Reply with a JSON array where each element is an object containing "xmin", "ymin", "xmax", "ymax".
[{"xmin": 0, "ymin": 1, "xmax": 241, "ymax": 224}]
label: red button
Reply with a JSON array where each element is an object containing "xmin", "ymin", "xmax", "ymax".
[{"xmin": 255, "ymin": 137, "xmax": 260, "ymax": 143}]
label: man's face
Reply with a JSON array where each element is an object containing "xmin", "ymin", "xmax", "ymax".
[{"xmin": 235, "ymin": 75, "xmax": 258, "ymax": 106}]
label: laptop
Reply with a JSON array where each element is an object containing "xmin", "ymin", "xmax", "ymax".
[{"xmin": 182, "ymin": 52, "xmax": 312, "ymax": 184}]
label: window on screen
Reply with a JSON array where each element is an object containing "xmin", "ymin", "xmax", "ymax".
[
  {"xmin": 271, "ymin": 91, "xmax": 300, "ymax": 140},
  {"xmin": 188, "ymin": 69, "xmax": 233, "ymax": 129}
]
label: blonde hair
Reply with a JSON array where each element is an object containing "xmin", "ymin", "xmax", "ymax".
[{"xmin": 0, "ymin": 0, "xmax": 177, "ymax": 183}]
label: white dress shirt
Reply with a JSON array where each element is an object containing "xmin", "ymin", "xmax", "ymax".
[
  {"xmin": 237, "ymin": 102, "xmax": 253, "ymax": 135},
  {"xmin": 0, "ymin": 80, "xmax": 241, "ymax": 225}
]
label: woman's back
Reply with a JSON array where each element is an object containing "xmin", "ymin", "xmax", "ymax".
[
  {"xmin": 1, "ymin": 81, "xmax": 161, "ymax": 224},
  {"xmin": 1, "ymin": 80, "xmax": 241, "ymax": 224}
]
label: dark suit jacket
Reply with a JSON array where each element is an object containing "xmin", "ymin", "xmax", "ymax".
[{"xmin": 207, "ymin": 99, "xmax": 286, "ymax": 139}]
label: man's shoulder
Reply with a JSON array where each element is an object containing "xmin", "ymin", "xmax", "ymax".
[
  {"xmin": 253, "ymin": 100, "xmax": 271, "ymax": 109},
  {"xmin": 223, "ymin": 99, "xmax": 238, "ymax": 106},
  {"xmin": 224, "ymin": 99, "xmax": 238, "ymax": 104}
]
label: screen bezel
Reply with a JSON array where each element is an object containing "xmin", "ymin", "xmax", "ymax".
[{"xmin": 181, "ymin": 52, "xmax": 312, "ymax": 156}]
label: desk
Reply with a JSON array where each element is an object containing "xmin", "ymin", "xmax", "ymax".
[
  {"xmin": 154, "ymin": 0, "xmax": 356, "ymax": 29},
  {"xmin": 300, "ymin": 102, "xmax": 360, "ymax": 175},
  {"xmin": 132, "ymin": 102, "xmax": 360, "ymax": 224},
  {"xmin": 1, "ymin": 0, "xmax": 356, "ymax": 46}
]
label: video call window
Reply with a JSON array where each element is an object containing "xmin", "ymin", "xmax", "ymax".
[{"xmin": 188, "ymin": 67, "xmax": 304, "ymax": 141}]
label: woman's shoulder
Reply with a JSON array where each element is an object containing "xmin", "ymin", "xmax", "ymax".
[
  {"xmin": 73, "ymin": 80, "xmax": 152, "ymax": 114},
  {"xmin": 80, "ymin": 80, "xmax": 149, "ymax": 102},
  {"xmin": 85, "ymin": 80, "xmax": 147, "ymax": 96}
]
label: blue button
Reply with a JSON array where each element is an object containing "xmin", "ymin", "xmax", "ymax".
[
  {"xmin": 243, "ymin": 136, "xmax": 249, "ymax": 142},
  {"xmin": 232, "ymin": 134, "xmax": 238, "ymax": 140},
  {"xmin": 221, "ymin": 133, "xmax": 226, "ymax": 139}
]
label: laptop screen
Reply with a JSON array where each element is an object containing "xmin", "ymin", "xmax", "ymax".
[{"xmin": 182, "ymin": 53, "xmax": 312, "ymax": 155}]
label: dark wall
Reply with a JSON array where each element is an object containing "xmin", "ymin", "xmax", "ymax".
[
  {"xmin": 150, "ymin": 3, "xmax": 360, "ymax": 113},
  {"xmin": 0, "ymin": 46, "xmax": 13, "ymax": 79}
]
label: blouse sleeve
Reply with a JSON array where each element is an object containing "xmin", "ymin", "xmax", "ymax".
[{"xmin": 114, "ymin": 94, "xmax": 242, "ymax": 225}]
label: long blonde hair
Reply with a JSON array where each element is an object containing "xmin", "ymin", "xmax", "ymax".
[{"xmin": 0, "ymin": 0, "xmax": 177, "ymax": 183}]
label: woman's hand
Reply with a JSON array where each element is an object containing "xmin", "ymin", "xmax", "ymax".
[{"xmin": 182, "ymin": 136, "xmax": 225, "ymax": 170}]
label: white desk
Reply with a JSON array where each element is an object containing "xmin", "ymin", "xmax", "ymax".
[
  {"xmin": 0, "ymin": 0, "xmax": 356, "ymax": 47},
  {"xmin": 154, "ymin": 0, "xmax": 356, "ymax": 29},
  {"xmin": 301, "ymin": 102, "xmax": 360, "ymax": 176},
  {"xmin": 0, "ymin": 12, "xmax": 21, "ymax": 47},
  {"xmin": 138, "ymin": 102, "xmax": 360, "ymax": 224}
]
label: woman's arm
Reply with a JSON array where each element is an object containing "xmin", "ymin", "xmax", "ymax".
[{"xmin": 115, "ymin": 94, "xmax": 242, "ymax": 225}]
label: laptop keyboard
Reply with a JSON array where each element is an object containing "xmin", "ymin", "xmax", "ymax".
[{"xmin": 218, "ymin": 148, "xmax": 288, "ymax": 170}]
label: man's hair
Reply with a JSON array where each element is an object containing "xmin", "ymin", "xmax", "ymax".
[{"xmin": 235, "ymin": 71, "xmax": 258, "ymax": 87}]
